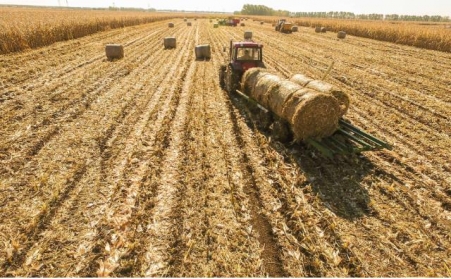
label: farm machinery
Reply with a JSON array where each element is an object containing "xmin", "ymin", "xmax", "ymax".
[
  {"xmin": 219, "ymin": 39, "xmax": 391, "ymax": 157},
  {"xmin": 275, "ymin": 19, "xmax": 293, "ymax": 33},
  {"xmin": 218, "ymin": 17, "xmax": 240, "ymax": 26}
]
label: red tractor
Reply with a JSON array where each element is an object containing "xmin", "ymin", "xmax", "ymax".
[{"xmin": 219, "ymin": 39, "xmax": 264, "ymax": 93}]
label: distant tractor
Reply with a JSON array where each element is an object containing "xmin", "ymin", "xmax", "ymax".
[
  {"xmin": 275, "ymin": 19, "xmax": 293, "ymax": 33},
  {"xmin": 218, "ymin": 17, "xmax": 240, "ymax": 26}
]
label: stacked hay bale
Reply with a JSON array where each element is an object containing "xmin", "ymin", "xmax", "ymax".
[
  {"xmin": 195, "ymin": 44, "xmax": 211, "ymax": 60},
  {"xmin": 337, "ymin": 31, "xmax": 346, "ymax": 39},
  {"xmin": 244, "ymin": 31, "xmax": 253, "ymax": 40},
  {"xmin": 168, "ymin": 22, "xmax": 174, "ymax": 28},
  {"xmin": 291, "ymin": 26, "xmax": 299, "ymax": 32},
  {"xmin": 163, "ymin": 37, "xmax": 176, "ymax": 49},
  {"xmin": 105, "ymin": 44, "xmax": 124, "ymax": 60},
  {"xmin": 290, "ymin": 74, "xmax": 350, "ymax": 117},
  {"xmin": 242, "ymin": 68, "xmax": 341, "ymax": 140}
]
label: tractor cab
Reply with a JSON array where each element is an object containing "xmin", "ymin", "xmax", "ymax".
[
  {"xmin": 229, "ymin": 40, "xmax": 264, "ymax": 72},
  {"xmin": 219, "ymin": 39, "xmax": 265, "ymax": 93}
]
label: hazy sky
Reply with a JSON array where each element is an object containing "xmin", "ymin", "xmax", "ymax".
[{"xmin": 1, "ymin": 0, "xmax": 450, "ymax": 16}]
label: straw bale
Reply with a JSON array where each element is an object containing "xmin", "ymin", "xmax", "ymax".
[
  {"xmin": 267, "ymin": 80, "xmax": 303, "ymax": 118},
  {"xmin": 321, "ymin": 27, "xmax": 327, "ymax": 33},
  {"xmin": 286, "ymin": 89, "xmax": 341, "ymax": 140},
  {"xmin": 291, "ymin": 26, "xmax": 299, "ymax": 32},
  {"xmin": 260, "ymin": 21, "xmax": 264, "ymax": 24},
  {"xmin": 337, "ymin": 31, "xmax": 346, "ymax": 39},
  {"xmin": 290, "ymin": 74, "xmax": 313, "ymax": 87},
  {"xmin": 306, "ymin": 80, "xmax": 350, "ymax": 116},
  {"xmin": 252, "ymin": 74, "xmax": 282, "ymax": 108},
  {"xmin": 241, "ymin": 67, "xmax": 270, "ymax": 97},
  {"xmin": 163, "ymin": 37, "xmax": 176, "ymax": 49},
  {"xmin": 168, "ymin": 22, "xmax": 174, "ymax": 28},
  {"xmin": 241, "ymin": 23, "xmax": 245, "ymax": 26},
  {"xmin": 244, "ymin": 31, "xmax": 253, "ymax": 40},
  {"xmin": 195, "ymin": 44, "xmax": 211, "ymax": 59},
  {"xmin": 187, "ymin": 22, "xmax": 192, "ymax": 26},
  {"xmin": 105, "ymin": 44, "xmax": 124, "ymax": 60},
  {"xmin": 315, "ymin": 26, "xmax": 321, "ymax": 33},
  {"xmin": 213, "ymin": 23, "xmax": 219, "ymax": 28}
]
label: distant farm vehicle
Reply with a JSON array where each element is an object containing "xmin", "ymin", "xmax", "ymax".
[{"xmin": 275, "ymin": 19, "xmax": 293, "ymax": 33}]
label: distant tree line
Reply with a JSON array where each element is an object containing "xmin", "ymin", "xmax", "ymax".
[{"xmin": 237, "ymin": 4, "xmax": 450, "ymax": 22}]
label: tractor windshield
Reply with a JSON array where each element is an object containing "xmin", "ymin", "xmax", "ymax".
[{"xmin": 237, "ymin": 48, "xmax": 260, "ymax": 61}]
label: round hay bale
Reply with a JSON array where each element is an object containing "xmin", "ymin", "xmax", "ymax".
[
  {"xmin": 210, "ymin": 19, "xmax": 213, "ymax": 22},
  {"xmin": 315, "ymin": 26, "xmax": 321, "ymax": 33},
  {"xmin": 195, "ymin": 44, "xmax": 211, "ymax": 60},
  {"xmin": 184, "ymin": 18, "xmax": 187, "ymax": 22},
  {"xmin": 168, "ymin": 22, "xmax": 174, "ymax": 28},
  {"xmin": 241, "ymin": 67, "xmax": 270, "ymax": 96},
  {"xmin": 260, "ymin": 21, "xmax": 264, "ymax": 25},
  {"xmin": 290, "ymin": 74, "xmax": 313, "ymax": 87},
  {"xmin": 337, "ymin": 31, "xmax": 346, "ymax": 39},
  {"xmin": 187, "ymin": 22, "xmax": 192, "ymax": 26},
  {"xmin": 213, "ymin": 23, "xmax": 219, "ymax": 28},
  {"xmin": 240, "ymin": 22, "xmax": 245, "ymax": 27},
  {"xmin": 105, "ymin": 44, "xmax": 124, "ymax": 60},
  {"xmin": 285, "ymin": 89, "xmax": 341, "ymax": 140},
  {"xmin": 267, "ymin": 80, "xmax": 303, "ymax": 118},
  {"xmin": 163, "ymin": 37, "xmax": 176, "ymax": 49},
  {"xmin": 252, "ymin": 74, "xmax": 282, "ymax": 108},
  {"xmin": 321, "ymin": 27, "xmax": 327, "ymax": 33},
  {"xmin": 244, "ymin": 31, "xmax": 253, "ymax": 40},
  {"xmin": 305, "ymin": 80, "xmax": 350, "ymax": 116},
  {"xmin": 291, "ymin": 26, "xmax": 298, "ymax": 32}
]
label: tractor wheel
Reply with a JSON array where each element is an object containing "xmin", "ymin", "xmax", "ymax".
[
  {"xmin": 219, "ymin": 64, "xmax": 226, "ymax": 89},
  {"xmin": 271, "ymin": 119, "xmax": 292, "ymax": 143},
  {"xmin": 225, "ymin": 65, "xmax": 239, "ymax": 94}
]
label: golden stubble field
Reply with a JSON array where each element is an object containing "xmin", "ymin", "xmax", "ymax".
[{"xmin": 1, "ymin": 10, "xmax": 451, "ymax": 277}]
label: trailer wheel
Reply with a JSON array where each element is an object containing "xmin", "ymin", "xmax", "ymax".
[
  {"xmin": 256, "ymin": 110, "xmax": 272, "ymax": 131},
  {"xmin": 271, "ymin": 119, "xmax": 292, "ymax": 143}
]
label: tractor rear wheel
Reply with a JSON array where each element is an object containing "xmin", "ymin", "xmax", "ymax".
[
  {"xmin": 225, "ymin": 65, "xmax": 239, "ymax": 94},
  {"xmin": 219, "ymin": 64, "xmax": 226, "ymax": 89}
]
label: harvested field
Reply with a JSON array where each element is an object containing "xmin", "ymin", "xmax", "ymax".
[{"xmin": 1, "ymin": 12, "xmax": 451, "ymax": 277}]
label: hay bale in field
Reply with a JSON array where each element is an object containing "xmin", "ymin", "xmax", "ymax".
[
  {"xmin": 213, "ymin": 23, "xmax": 219, "ymax": 28},
  {"xmin": 163, "ymin": 37, "xmax": 176, "ymax": 49},
  {"xmin": 291, "ymin": 26, "xmax": 299, "ymax": 32},
  {"xmin": 306, "ymin": 80, "xmax": 350, "ymax": 116},
  {"xmin": 267, "ymin": 80, "xmax": 303, "ymax": 118},
  {"xmin": 168, "ymin": 22, "xmax": 174, "ymax": 28},
  {"xmin": 260, "ymin": 21, "xmax": 264, "ymax": 25},
  {"xmin": 285, "ymin": 89, "xmax": 341, "ymax": 140},
  {"xmin": 187, "ymin": 22, "xmax": 192, "ymax": 26},
  {"xmin": 252, "ymin": 74, "xmax": 282, "ymax": 108},
  {"xmin": 241, "ymin": 22, "xmax": 245, "ymax": 27},
  {"xmin": 195, "ymin": 44, "xmax": 211, "ymax": 60},
  {"xmin": 337, "ymin": 31, "xmax": 346, "ymax": 39},
  {"xmin": 315, "ymin": 26, "xmax": 321, "ymax": 33},
  {"xmin": 290, "ymin": 74, "xmax": 313, "ymax": 87},
  {"xmin": 105, "ymin": 44, "xmax": 124, "ymax": 60},
  {"xmin": 321, "ymin": 27, "xmax": 327, "ymax": 33},
  {"xmin": 244, "ymin": 31, "xmax": 253, "ymax": 40},
  {"xmin": 241, "ymin": 67, "xmax": 270, "ymax": 97},
  {"xmin": 184, "ymin": 18, "xmax": 187, "ymax": 22}
]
